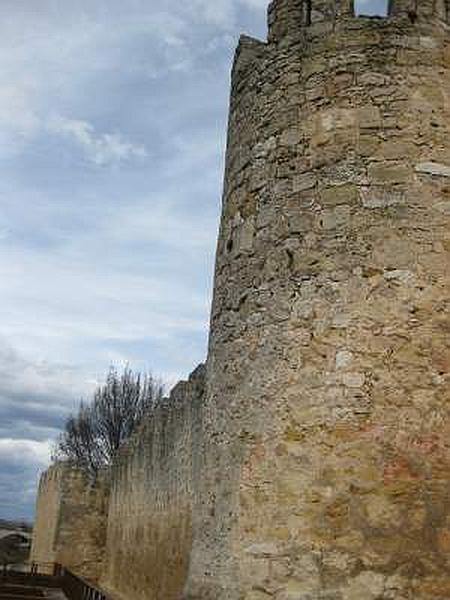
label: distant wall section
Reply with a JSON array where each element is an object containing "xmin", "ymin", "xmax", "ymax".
[
  {"xmin": 56, "ymin": 469, "xmax": 110, "ymax": 583},
  {"xmin": 30, "ymin": 465, "xmax": 64, "ymax": 569},
  {"xmin": 30, "ymin": 463, "xmax": 110, "ymax": 584}
]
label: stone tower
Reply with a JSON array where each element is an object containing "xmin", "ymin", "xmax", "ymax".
[{"xmin": 186, "ymin": 1, "xmax": 450, "ymax": 598}]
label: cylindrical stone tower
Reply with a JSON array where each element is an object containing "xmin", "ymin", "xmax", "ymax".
[{"xmin": 186, "ymin": 1, "xmax": 450, "ymax": 598}]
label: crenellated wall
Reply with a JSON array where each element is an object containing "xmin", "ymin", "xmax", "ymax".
[{"xmin": 32, "ymin": 2, "xmax": 450, "ymax": 599}]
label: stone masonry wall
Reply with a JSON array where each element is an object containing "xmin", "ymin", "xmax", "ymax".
[
  {"xmin": 30, "ymin": 463, "xmax": 110, "ymax": 584},
  {"xmin": 185, "ymin": 1, "xmax": 450, "ymax": 599},
  {"xmin": 31, "ymin": 2, "xmax": 450, "ymax": 599},
  {"xmin": 56, "ymin": 468, "xmax": 110, "ymax": 583},
  {"xmin": 100, "ymin": 365, "xmax": 205, "ymax": 600},
  {"xmin": 30, "ymin": 465, "xmax": 64, "ymax": 570},
  {"xmin": 31, "ymin": 366, "xmax": 205, "ymax": 598}
]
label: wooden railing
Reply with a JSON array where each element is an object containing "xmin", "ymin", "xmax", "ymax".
[
  {"xmin": 59, "ymin": 567, "xmax": 109, "ymax": 600},
  {"xmin": 1, "ymin": 563, "xmax": 111, "ymax": 600},
  {"xmin": 1, "ymin": 562, "xmax": 60, "ymax": 587}
]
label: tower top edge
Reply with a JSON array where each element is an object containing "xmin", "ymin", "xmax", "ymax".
[{"xmin": 267, "ymin": 0, "xmax": 450, "ymax": 43}]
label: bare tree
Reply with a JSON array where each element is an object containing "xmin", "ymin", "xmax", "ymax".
[{"xmin": 54, "ymin": 366, "xmax": 164, "ymax": 478}]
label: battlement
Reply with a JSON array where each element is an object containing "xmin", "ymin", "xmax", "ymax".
[{"xmin": 268, "ymin": 0, "xmax": 450, "ymax": 42}]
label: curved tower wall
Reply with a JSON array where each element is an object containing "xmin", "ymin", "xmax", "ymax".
[{"xmin": 187, "ymin": 1, "xmax": 450, "ymax": 598}]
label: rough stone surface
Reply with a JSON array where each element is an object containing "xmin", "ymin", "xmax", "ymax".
[
  {"xmin": 31, "ymin": 1, "xmax": 450, "ymax": 599},
  {"xmin": 100, "ymin": 365, "xmax": 206, "ymax": 600},
  {"xmin": 415, "ymin": 161, "xmax": 450, "ymax": 177},
  {"xmin": 30, "ymin": 468, "xmax": 63, "ymax": 570},
  {"xmin": 186, "ymin": 1, "xmax": 450, "ymax": 598},
  {"xmin": 30, "ymin": 464, "xmax": 109, "ymax": 583}
]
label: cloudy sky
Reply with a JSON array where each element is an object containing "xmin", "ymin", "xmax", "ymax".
[{"xmin": 0, "ymin": 0, "xmax": 385, "ymax": 521}]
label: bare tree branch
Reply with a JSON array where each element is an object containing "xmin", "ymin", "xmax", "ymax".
[{"xmin": 53, "ymin": 366, "xmax": 164, "ymax": 478}]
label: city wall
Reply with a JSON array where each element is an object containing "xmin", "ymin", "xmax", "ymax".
[
  {"xmin": 31, "ymin": 365, "xmax": 205, "ymax": 599},
  {"xmin": 32, "ymin": 1, "xmax": 450, "ymax": 599},
  {"xmin": 30, "ymin": 466, "xmax": 64, "ymax": 569},
  {"xmin": 100, "ymin": 365, "xmax": 205, "ymax": 600},
  {"xmin": 30, "ymin": 463, "xmax": 109, "ymax": 583}
]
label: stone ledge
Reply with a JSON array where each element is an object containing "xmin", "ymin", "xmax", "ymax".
[{"xmin": 415, "ymin": 162, "xmax": 450, "ymax": 178}]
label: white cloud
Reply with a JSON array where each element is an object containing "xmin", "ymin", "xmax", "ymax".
[
  {"xmin": 239, "ymin": 0, "xmax": 268, "ymax": 10},
  {"xmin": 0, "ymin": 0, "xmax": 269, "ymax": 519},
  {"xmin": 0, "ymin": 230, "xmax": 8, "ymax": 241},
  {"xmin": 0, "ymin": 84, "xmax": 39, "ymax": 135},
  {"xmin": 190, "ymin": 0, "xmax": 236, "ymax": 28},
  {"xmin": 0, "ymin": 83, "xmax": 40, "ymax": 156},
  {"xmin": 0, "ymin": 338, "xmax": 92, "ymax": 415},
  {"xmin": 48, "ymin": 116, "xmax": 148, "ymax": 166},
  {"xmin": 104, "ymin": 202, "xmax": 216, "ymax": 251},
  {"xmin": 0, "ymin": 439, "xmax": 51, "ymax": 468}
]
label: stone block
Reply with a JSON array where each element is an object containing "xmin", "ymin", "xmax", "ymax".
[
  {"xmin": 341, "ymin": 572, "xmax": 385, "ymax": 600},
  {"xmin": 415, "ymin": 161, "xmax": 450, "ymax": 177},
  {"xmin": 357, "ymin": 105, "xmax": 382, "ymax": 129},
  {"xmin": 368, "ymin": 162, "xmax": 410, "ymax": 184},
  {"xmin": 319, "ymin": 184, "xmax": 358, "ymax": 207},
  {"xmin": 319, "ymin": 205, "xmax": 351, "ymax": 230},
  {"xmin": 245, "ymin": 592, "xmax": 272, "ymax": 600},
  {"xmin": 360, "ymin": 186, "xmax": 405, "ymax": 208},
  {"xmin": 293, "ymin": 173, "xmax": 316, "ymax": 192}
]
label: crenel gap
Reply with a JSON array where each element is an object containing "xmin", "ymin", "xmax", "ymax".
[{"xmin": 354, "ymin": 0, "xmax": 389, "ymax": 16}]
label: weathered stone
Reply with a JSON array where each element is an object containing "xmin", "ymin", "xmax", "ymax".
[
  {"xmin": 357, "ymin": 105, "xmax": 382, "ymax": 129},
  {"xmin": 415, "ymin": 161, "xmax": 450, "ymax": 178},
  {"xmin": 281, "ymin": 127, "xmax": 302, "ymax": 147},
  {"xmin": 335, "ymin": 350, "xmax": 353, "ymax": 369},
  {"xmin": 245, "ymin": 592, "xmax": 272, "ymax": 600},
  {"xmin": 320, "ymin": 184, "xmax": 358, "ymax": 207},
  {"xmin": 364, "ymin": 494, "xmax": 402, "ymax": 529},
  {"xmin": 342, "ymin": 372, "xmax": 365, "ymax": 388},
  {"xmin": 342, "ymin": 572, "xmax": 385, "ymax": 600},
  {"xmin": 368, "ymin": 162, "xmax": 410, "ymax": 184},
  {"xmin": 360, "ymin": 186, "xmax": 405, "ymax": 208},
  {"xmin": 293, "ymin": 173, "xmax": 317, "ymax": 192},
  {"xmin": 320, "ymin": 205, "xmax": 351, "ymax": 230},
  {"xmin": 245, "ymin": 543, "xmax": 284, "ymax": 557},
  {"xmin": 30, "ymin": 465, "xmax": 110, "ymax": 583},
  {"xmin": 31, "ymin": 2, "xmax": 450, "ymax": 600},
  {"xmin": 383, "ymin": 268, "xmax": 413, "ymax": 283},
  {"xmin": 236, "ymin": 217, "xmax": 256, "ymax": 254}
]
